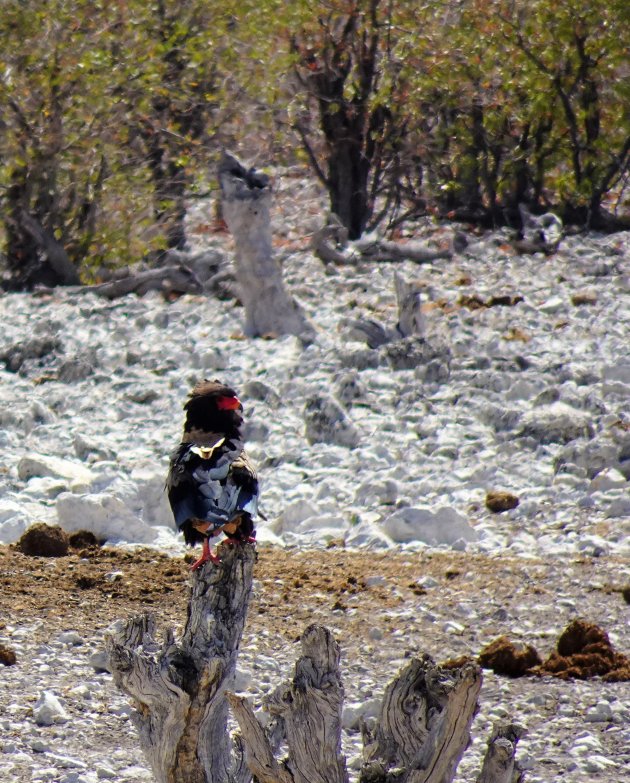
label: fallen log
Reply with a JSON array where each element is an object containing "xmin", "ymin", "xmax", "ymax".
[
  {"xmin": 34, "ymin": 264, "xmax": 203, "ymax": 300},
  {"xmin": 312, "ymin": 214, "xmax": 453, "ymax": 266}
]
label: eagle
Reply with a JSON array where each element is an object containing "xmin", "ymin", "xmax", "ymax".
[{"xmin": 167, "ymin": 380, "xmax": 258, "ymax": 570}]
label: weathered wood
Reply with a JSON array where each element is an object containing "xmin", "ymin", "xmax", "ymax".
[
  {"xmin": 106, "ymin": 543, "xmax": 256, "ymax": 783},
  {"xmin": 312, "ymin": 214, "xmax": 452, "ymax": 266},
  {"xmin": 477, "ymin": 723, "xmax": 526, "ymax": 783},
  {"xmin": 353, "ymin": 236, "xmax": 453, "ymax": 264},
  {"xmin": 230, "ymin": 624, "xmax": 349, "ymax": 783},
  {"xmin": 218, "ymin": 151, "xmax": 314, "ymax": 342},
  {"xmin": 394, "ymin": 272, "xmax": 425, "ymax": 339},
  {"xmin": 342, "ymin": 272, "xmax": 425, "ymax": 348},
  {"xmin": 360, "ymin": 655, "xmax": 483, "ymax": 783},
  {"xmin": 34, "ymin": 265, "xmax": 203, "ymax": 300}
]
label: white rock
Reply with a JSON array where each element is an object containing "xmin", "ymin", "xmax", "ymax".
[
  {"xmin": 589, "ymin": 467, "xmax": 627, "ymax": 492},
  {"xmin": 539, "ymin": 295, "xmax": 565, "ymax": 314},
  {"xmin": 58, "ymin": 631, "xmax": 84, "ymax": 646},
  {"xmin": 56, "ymin": 492, "xmax": 158, "ymax": 544},
  {"xmin": 519, "ymin": 402, "xmax": 594, "ymax": 444},
  {"xmin": 96, "ymin": 767, "xmax": 117, "ymax": 780},
  {"xmin": 381, "ymin": 506, "xmax": 478, "ymax": 546},
  {"xmin": 18, "ymin": 455, "xmax": 96, "ymax": 489},
  {"xmin": 33, "ymin": 691, "xmax": 69, "ymax": 726},
  {"xmin": 89, "ymin": 650, "xmax": 112, "ymax": 673}
]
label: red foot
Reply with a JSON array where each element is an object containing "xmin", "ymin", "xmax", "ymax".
[
  {"xmin": 223, "ymin": 535, "xmax": 257, "ymax": 548},
  {"xmin": 189, "ymin": 538, "xmax": 220, "ymax": 571}
]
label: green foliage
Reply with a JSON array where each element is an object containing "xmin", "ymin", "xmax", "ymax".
[{"xmin": 1, "ymin": 0, "xmax": 628, "ymax": 288}]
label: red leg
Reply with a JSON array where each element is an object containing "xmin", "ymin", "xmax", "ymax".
[{"xmin": 189, "ymin": 537, "xmax": 220, "ymax": 571}]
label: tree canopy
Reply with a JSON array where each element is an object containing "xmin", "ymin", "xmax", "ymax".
[{"xmin": 1, "ymin": 0, "xmax": 628, "ymax": 286}]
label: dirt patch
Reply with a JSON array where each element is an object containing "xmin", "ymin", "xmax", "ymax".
[{"xmin": 1, "ymin": 542, "xmax": 628, "ymax": 680}]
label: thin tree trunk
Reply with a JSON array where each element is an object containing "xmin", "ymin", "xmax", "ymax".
[
  {"xmin": 106, "ymin": 543, "xmax": 256, "ymax": 783},
  {"xmin": 218, "ymin": 151, "xmax": 314, "ymax": 342}
]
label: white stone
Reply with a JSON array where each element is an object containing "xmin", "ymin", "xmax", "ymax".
[
  {"xmin": 589, "ymin": 467, "xmax": 627, "ymax": 492},
  {"xmin": 18, "ymin": 454, "xmax": 96, "ymax": 489},
  {"xmin": 33, "ymin": 691, "xmax": 69, "ymax": 726},
  {"xmin": 381, "ymin": 506, "xmax": 478, "ymax": 546},
  {"xmin": 56, "ymin": 492, "xmax": 158, "ymax": 544},
  {"xmin": 539, "ymin": 295, "xmax": 565, "ymax": 314}
]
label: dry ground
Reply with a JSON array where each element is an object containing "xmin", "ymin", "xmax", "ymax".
[
  {"xmin": 1, "ymin": 541, "xmax": 627, "ymax": 670},
  {"xmin": 1, "ymin": 542, "xmax": 629, "ymax": 781}
]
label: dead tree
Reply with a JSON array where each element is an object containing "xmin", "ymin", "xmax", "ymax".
[
  {"xmin": 218, "ymin": 152, "xmax": 314, "ymax": 342},
  {"xmin": 230, "ymin": 635, "xmax": 490, "ymax": 783},
  {"xmin": 105, "ymin": 543, "xmax": 256, "ymax": 783},
  {"xmin": 107, "ymin": 545, "xmax": 523, "ymax": 783},
  {"xmin": 342, "ymin": 272, "xmax": 426, "ymax": 348}
]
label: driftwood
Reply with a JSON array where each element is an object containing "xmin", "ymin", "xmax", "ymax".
[
  {"xmin": 107, "ymin": 543, "xmax": 523, "ymax": 783},
  {"xmin": 106, "ymin": 543, "xmax": 256, "ymax": 783},
  {"xmin": 342, "ymin": 272, "xmax": 425, "ymax": 348},
  {"xmin": 34, "ymin": 264, "xmax": 203, "ymax": 300},
  {"xmin": 218, "ymin": 151, "xmax": 314, "ymax": 342},
  {"xmin": 312, "ymin": 214, "xmax": 453, "ymax": 266}
]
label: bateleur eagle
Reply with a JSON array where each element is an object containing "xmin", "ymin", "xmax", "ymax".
[{"xmin": 167, "ymin": 379, "xmax": 258, "ymax": 570}]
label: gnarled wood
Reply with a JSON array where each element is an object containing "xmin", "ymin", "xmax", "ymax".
[
  {"xmin": 477, "ymin": 723, "xmax": 526, "ymax": 783},
  {"xmin": 106, "ymin": 543, "xmax": 256, "ymax": 783},
  {"xmin": 360, "ymin": 655, "xmax": 482, "ymax": 783},
  {"xmin": 218, "ymin": 152, "xmax": 314, "ymax": 342},
  {"xmin": 342, "ymin": 272, "xmax": 425, "ymax": 348},
  {"xmin": 230, "ymin": 624, "xmax": 348, "ymax": 783}
]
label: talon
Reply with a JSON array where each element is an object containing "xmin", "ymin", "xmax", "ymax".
[{"xmin": 189, "ymin": 538, "xmax": 220, "ymax": 570}]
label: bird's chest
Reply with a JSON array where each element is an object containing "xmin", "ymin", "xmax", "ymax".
[{"xmin": 192, "ymin": 460, "xmax": 231, "ymax": 499}]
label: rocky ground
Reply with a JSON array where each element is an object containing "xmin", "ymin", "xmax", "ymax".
[
  {"xmin": 0, "ymin": 166, "xmax": 629, "ymax": 781},
  {"xmin": 1, "ymin": 541, "xmax": 629, "ymax": 782}
]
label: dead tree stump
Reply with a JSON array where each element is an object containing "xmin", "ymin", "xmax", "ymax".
[
  {"xmin": 107, "ymin": 551, "xmax": 522, "ymax": 783},
  {"xmin": 342, "ymin": 272, "xmax": 426, "ymax": 348},
  {"xmin": 229, "ymin": 629, "xmax": 496, "ymax": 783},
  {"xmin": 218, "ymin": 151, "xmax": 314, "ymax": 342},
  {"xmin": 105, "ymin": 543, "xmax": 256, "ymax": 783}
]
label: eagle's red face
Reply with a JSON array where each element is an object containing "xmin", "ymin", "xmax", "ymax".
[{"xmin": 216, "ymin": 395, "xmax": 242, "ymax": 411}]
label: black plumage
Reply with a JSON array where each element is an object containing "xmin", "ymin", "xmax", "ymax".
[{"xmin": 167, "ymin": 379, "xmax": 258, "ymax": 569}]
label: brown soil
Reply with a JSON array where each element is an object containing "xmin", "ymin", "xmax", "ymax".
[{"xmin": 1, "ymin": 540, "xmax": 627, "ymax": 679}]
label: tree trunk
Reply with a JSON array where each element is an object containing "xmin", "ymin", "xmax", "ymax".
[
  {"xmin": 4, "ymin": 165, "xmax": 80, "ymax": 289},
  {"xmin": 218, "ymin": 151, "xmax": 314, "ymax": 343},
  {"xmin": 106, "ymin": 543, "xmax": 256, "ymax": 783}
]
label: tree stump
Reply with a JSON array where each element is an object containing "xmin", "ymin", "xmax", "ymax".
[
  {"xmin": 106, "ymin": 543, "xmax": 256, "ymax": 783},
  {"xmin": 230, "ymin": 630, "xmax": 488, "ymax": 783},
  {"xmin": 342, "ymin": 272, "xmax": 426, "ymax": 348},
  {"xmin": 107, "ymin": 548, "xmax": 522, "ymax": 783},
  {"xmin": 218, "ymin": 151, "xmax": 314, "ymax": 342}
]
